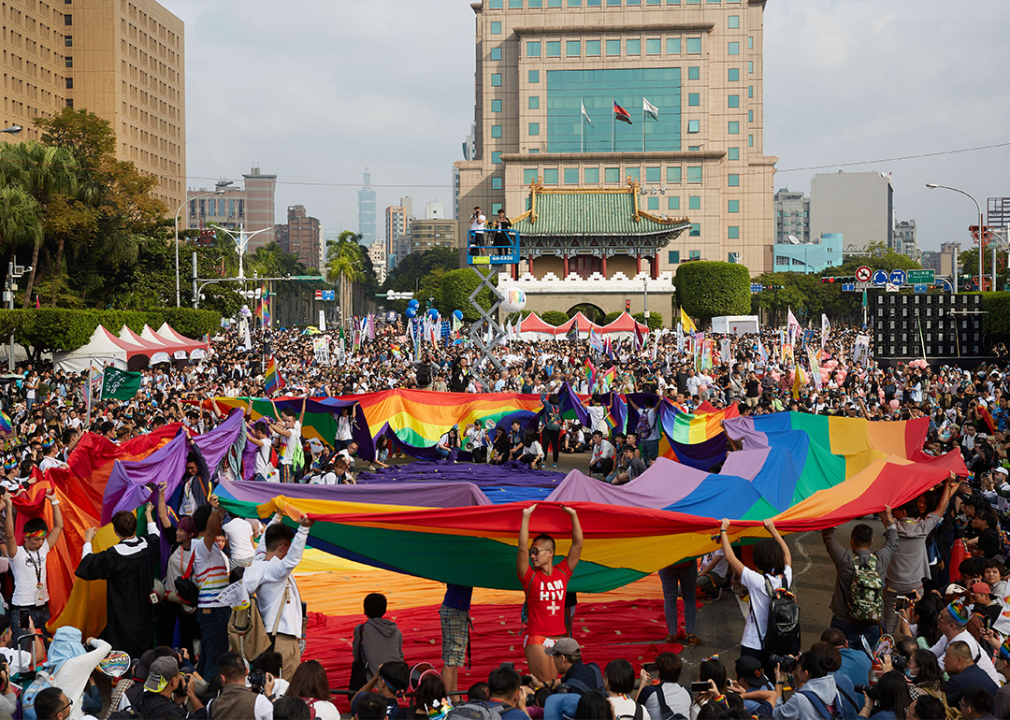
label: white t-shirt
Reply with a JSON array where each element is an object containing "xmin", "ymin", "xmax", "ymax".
[
  {"xmin": 0, "ymin": 647, "xmax": 33, "ymax": 674},
  {"xmin": 11, "ymin": 544, "xmax": 50, "ymax": 607},
  {"xmin": 254, "ymin": 441, "xmax": 272, "ymax": 477},
  {"xmin": 524, "ymin": 440, "xmax": 543, "ymax": 457},
  {"xmin": 193, "ymin": 539, "xmax": 230, "ymax": 608},
  {"xmin": 222, "ymin": 518, "xmax": 255, "ymax": 562},
  {"xmin": 739, "ymin": 565, "xmax": 793, "ymax": 650},
  {"xmin": 165, "ymin": 543, "xmax": 194, "ymax": 594},
  {"xmin": 470, "ymin": 214, "xmax": 486, "ymax": 231},
  {"xmin": 930, "ymin": 629, "xmax": 1001, "ymax": 685},
  {"xmin": 610, "ymin": 695, "xmax": 653, "ymax": 720},
  {"xmin": 281, "ymin": 421, "xmax": 302, "ymax": 466}
]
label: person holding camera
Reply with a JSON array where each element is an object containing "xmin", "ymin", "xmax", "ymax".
[
  {"xmin": 469, "ymin": 207, "xmax": 486, "ymax": 257},
  {"xmin": 766, "ymin": 652, "xmax": 841, "ymax": 720},
  {"xmin": 135, "ymin": 655, "xmax": 204, "ymax": 719},
  {"xmin": 857, "ymin": 670, "xmax": 913, "ymax": 719},
  {"xmin": 207, "ymin": 651, "xmax": 274, "ymax": 720}
]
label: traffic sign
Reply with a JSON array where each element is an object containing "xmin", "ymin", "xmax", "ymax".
[
  {"xmin": 750, "ymin": 283, "xmax": 764, "ymax": 293},
  {"xmin": 855, "ymin": 282, "xmax": 873, "ymax": 289},
  {"xmin": 889, "ymin": 269, "xmax": 907, "ymax": 286},
  {"xmin": 322, "ymin": 290, "xmax": 335, "ymax": 301},
  {"xmin": 841, "ymin": 284, "xmax": 855, "ymax": 292},
  {"xmin": 886, "ymin": 283, "xmax": 899, "ymax": 292},
  {"xmin": 855, "ymin": 266, "xmax": 872, "ymax": 283},
  {"xmin": 913, "ymin": 284, "xmax": 927, "ymax": 294},
  {"xmin": 907, "ymin": 269, "xmax": 935, "ymax": 284},
  {"xmin": 314, "ymin": 290, "xmax": 322, "ymax": 300},
  {"xmin": 872, "ymin": 270, "xmax": 888, "ymax": 286}
]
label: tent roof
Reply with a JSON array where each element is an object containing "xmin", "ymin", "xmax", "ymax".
[
  {"xmin": 157, "ymin": 323, "xmax": 209, "ymax": 350},
  {"xmin": 553, "ymin": 311, "xmax": 603, "ymax": 334},
  {"xmin": 141, "ymin": 324, "xmax": 189, "ymax": 353},
  {"xmin": 53, "ymin": 325, "xmax": 131, "ymax": 373},
  {"xmin": 118, "ymin": 325, "xmax": 163, "ymax": 353},
  {"xmin": 601, "ymin": 311, "xmax": 649, "ymax": 334},
  {"xmin": 518, "ymin": 313, "xmax": 556, "ymax": 334}
]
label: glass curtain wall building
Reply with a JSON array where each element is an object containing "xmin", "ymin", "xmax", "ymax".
[{"xmin": 455, "ymin": 0, "xmax": 777, "ymax": 276}]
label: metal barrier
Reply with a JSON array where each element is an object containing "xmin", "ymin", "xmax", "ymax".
[{"xmin": 466, "ymin": 228, "xmax": 520, "ymax": 266}]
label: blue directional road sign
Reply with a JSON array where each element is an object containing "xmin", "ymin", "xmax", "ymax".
[
  {"xmin": 913, "ymin": 284, "xmax": 927, "ymax": 294},
  {"xmin": 322, "ymin": 290, "xmax": 335, "ymax": 301},
  {"xmin": 871, "ymin": 270, "xmax": 888, "ymax": 286},
  {"xmin": 841, "ymin": 284, "xmax": 855, "ymax": 292},
  {"xmin": 889, "ymin": 269, "xmax": 907, "ymax": 286},
  {"xmin": 750, "ymin": 284, "xmax": 764, "ymax": 293}
]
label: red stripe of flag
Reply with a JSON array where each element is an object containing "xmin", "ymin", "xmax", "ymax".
[{"xmin": 613, "ymin": 101, "xmax": 632, "ymax": 124}]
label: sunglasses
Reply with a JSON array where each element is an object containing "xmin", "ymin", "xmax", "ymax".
[{"xmin": 529, "ymin": 547, "xmax": 552, "ymax": 556}]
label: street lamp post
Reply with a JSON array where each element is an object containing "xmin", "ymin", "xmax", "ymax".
[
  {"xmin": 0, "ymin": 126, "xmax": 22, "ymax": 136},
  {"xmin": 173, "ymin": 181, "xmax": 233, "ymax": 307},
  {"xmin": 212, "ymin": 225, "xmax": 273, "ymax": 280},
  {"xmin": 926, "ymin": 183, "xmax": 984, "ymax": 290}
]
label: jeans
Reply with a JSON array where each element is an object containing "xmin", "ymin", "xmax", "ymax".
[
  {"xmin": 590, "ymin": 458, "xmax": 614, "ymax": 476},
  {"xmin": 543, "ymin": 429, "xmax": 561, "ymax": 463},
  {"xmin": 830, "ymin": 615, "xmax": 881, "ymax": 651},
  {"xmin": 641, "ymin": 439, "xmax": 660, "ymax": 465},
  {"xmin": 437, "ymin": 447, "xmax": 458, "ymax": 462},
  {"xmin": 658, "ymin": 562, "xmax": 697, "ymax": 636},
  {"xmin": 196, "ymin": 606, "xmax": 232, "ymax": 681}
]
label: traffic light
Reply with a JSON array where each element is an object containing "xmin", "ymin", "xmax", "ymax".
[
  {"xmin": 821, "ymin": 276, "xmax": 855, "ymax": 285},
  {"xmin": 626, "ymin": 299, "xmax": 631, "ymax": 311}
]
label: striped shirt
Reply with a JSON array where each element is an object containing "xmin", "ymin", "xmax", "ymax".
[{"xmin": 194, "ymin": 539, "xmax": 229, "ymax": 608}]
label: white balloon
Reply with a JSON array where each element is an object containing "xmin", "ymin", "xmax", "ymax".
[{"xmin": 500, "ymin": 287, "xmax": 527, "ymax": 314}]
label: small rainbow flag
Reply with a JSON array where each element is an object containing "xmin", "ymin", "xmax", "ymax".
[
  {"xmin": 0, "ymin": 411, "xmax": 12, "ymax": 435},
  {"xmin": 264, "ymin": 357, "xmax": 286, "ymax": 396}
]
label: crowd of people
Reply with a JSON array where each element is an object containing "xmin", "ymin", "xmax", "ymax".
[{"xmin": 0, "ymin": 317, "xmax": 1007, "ymax": 719}]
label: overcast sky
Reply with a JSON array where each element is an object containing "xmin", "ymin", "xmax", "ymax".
[{"xmin": 174, "ymin": 0, "xmax": 1010, "ymax": 252}]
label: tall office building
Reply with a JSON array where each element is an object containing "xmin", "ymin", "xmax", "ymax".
[
  {"xmin": 425, "ymin": 202, "xmax": 445, "ymax": 220},
  {"xmin": 774, "ymin": 189, "xmax": 810, "ymax": 245},
  {"xmin": 358, "ymin": 168, "xmax": 377, "ymax": 244},
  {"xmin": 369, "ymin": 240, "xmax": 387, "ymax": 284},
  {"xmin": 285, "ymin": 205, "xmax": 321, "ymax": 268},
  {"xmin": 186, "ymin": 167, "xmax": 277, "ymax": 248},
  {"xmin": 809, "ymin": 171, "xmax": 893, "ymax": 253},
  {"xmin": 0, "ymin": 0, "xmax": 186, "ymax": 211},
  {"xmin": 893, "ymin": 219, "xmax": 917, "ymax": 260},
  {"xmin": 384, "ymin": 205, "xmax": 407, "ymax": 256},
  {"xmin": 454, "ymin": 0, "xmax": 777, "ymax": 275},
  {"xmin": 398, "ymin": 218, "xmax": 456, "ymax": 264},
  {"xmin": 242, "ymin": 167, "xmax": 277, "ymax": 249}
]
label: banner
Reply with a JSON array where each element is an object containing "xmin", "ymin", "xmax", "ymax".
[
  {"xmin": 807, "ymin": 347, "xmax": 823, "ymax": 391},
  {"xmin": 781, "ymin": 343, "xmax": 794, "ymax": 365},
  {"xmin": 100, "ymin": 368, "xmax": 142, "ymax": 401},
  {"xmin": 720, "ymin": 338, "xmax": 733, "ymax": 367},
  {"xmin": 853, "ymin": 335, "xmax": 871, "ymax": 366},
  {"xmin": 312, "ymin": 337, "xmax": 330, "ymax": 365}
]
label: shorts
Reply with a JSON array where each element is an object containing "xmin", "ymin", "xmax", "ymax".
[
  {"xmin": 439, "ymin": 606, "xmax": 470, "ymax": 667},
  {"xmin": 523, "ymin": 635, "xmax": 559, "ymax": 649}
]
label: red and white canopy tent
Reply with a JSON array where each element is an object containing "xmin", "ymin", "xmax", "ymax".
[
  {"xmin": 118, "ymin": 325, "xmax": 173, "ymax": 365},
  {"xmin": 155, "ymin": 323, "xmax": 209, "ymax": 359},
  {"xmin": 52, "ymin": 324, "xmax": 211, "ymax": 373},
  {"xmin": 516, "ymin": 311, "xmax": 647, "ymax": 341}
]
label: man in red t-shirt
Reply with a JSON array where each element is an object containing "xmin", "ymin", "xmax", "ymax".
[{"xmin": 517, "ymin": 503, "xmax": 584, "ymax": 684}]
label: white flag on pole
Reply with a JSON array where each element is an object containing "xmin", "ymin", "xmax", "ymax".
[{"xmin": 581, "ymin": 100, "xmax": 593, "ymax": 127}]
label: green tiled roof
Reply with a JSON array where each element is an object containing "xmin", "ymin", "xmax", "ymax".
[{"xmin": 511, "ymin": 190, "xmax": 688, "ymax": 236}]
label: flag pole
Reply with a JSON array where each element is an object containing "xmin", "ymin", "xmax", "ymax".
[
  {"xmin": 642, "ymin": 98, "xmax": 645, "ymax": 152},
  {"xmin": 581, "ymin": 96, "xmax": 584, "ymax": 154},
  {"xmin": 86, "ymin": 364, "xmax": 93, "ymax": 427},
  {"xmin": 611, "ymin": 97, "xmax": 615, "ymax": 153}
]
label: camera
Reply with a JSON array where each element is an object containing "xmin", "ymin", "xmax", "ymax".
[
  {"xmin": 890, "ymin": 654, "xmax": 907, "ymax": 672},
  {"xmin": 248, "ymin": 669, "xmax": 266, "ymax": 694},
  {"xmin": 768, "ymin": 654, "xmax": 796, "ymax": 673},
  {"xmin": 854, "ymin": 684, "xmax": 877, "ymax": 700}
]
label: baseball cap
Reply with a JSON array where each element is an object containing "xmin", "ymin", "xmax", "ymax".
[
  {"xmin": 973, "ymin": 582, "xmax": 992, "ymax": 595},
  {"xmin": 144, "ymin": 656, "xmax": 179, "ymax": 692},
  {"xmin": 544, "ymin": 638, "xmax": 581, "ymax": 656},
  {"xmin": 997, "ymin": 467, "xmax": 1009, "ymax": 476},
  {"xmin": 945, "ymin": 583, "xmax": 967, "ymax": 596}
]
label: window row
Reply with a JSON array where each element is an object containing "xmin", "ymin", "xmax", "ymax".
[
  {"xmin": 520, "ymin": 165, "xmax": 713, "ymax": 184},
  {"xmin": 524, "ymin": 36, "xmax": 704, "ymax": 57},
  {"xmin": 489, "ymin": 0, "xmax": 741, "ymax": 9}
]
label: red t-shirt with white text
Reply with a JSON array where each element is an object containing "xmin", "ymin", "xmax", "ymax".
[{"xmin": 521, "ymin": 561, "xmax": 572, "ymax": 638}]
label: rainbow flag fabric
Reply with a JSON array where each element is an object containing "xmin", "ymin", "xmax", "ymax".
[{"xmin": 264, "ymin": 357, "xmax": 285, "ymax": 395}]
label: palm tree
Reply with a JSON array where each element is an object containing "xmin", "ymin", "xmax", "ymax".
[
  {"xmin": 0, "ymin": 186, "xmax": 43, "ymax": 287},
  {"xmin": 326, "ymin": 236, "xmax": 365, "ymax": 326},
  {"xmin": 0, "ymin": 142, "xmax": 79, "ymax": 306}
]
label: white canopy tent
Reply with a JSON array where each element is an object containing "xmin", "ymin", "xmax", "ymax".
[{"xmin": 52, "ymin": 326, "xmax": 129, "ymax": 373}]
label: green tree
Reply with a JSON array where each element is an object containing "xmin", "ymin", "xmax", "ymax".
[
  {"xmin": 541, "ymin": 310, "xmax": 569, "ymax": 326},
  {"xmin": 382, "ymin": 246, "xmax": 459, "ymax": 310},
  {"xmin": 0, "ymin": 186, "xmax": 43, "ymax": 272},
  {"xmin": 326, "ymin": 235, "xmax": 366, "ymax": 324},
  {"xmin": 440, "ymin": 267, "xmax": 496, "ymax": 321},
  {"xmin": 675, "ymin": 261, "xmax": 751, "ymax": 324}
]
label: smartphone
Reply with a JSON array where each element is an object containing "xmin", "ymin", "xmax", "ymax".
[
  {"xmin": 895, "ymin": 597, "xmax": 908, "ymax": 612},
  {"xmin": 643, "ymin": 662, "xmax": 657, "ymax": 674},
  {"xmin": 690, "ymin": 682, "xmax": 710, "ymax": 693},
  {"xmin": 18, "ymin": 614, "xmax": 30, "ymax": 630}
]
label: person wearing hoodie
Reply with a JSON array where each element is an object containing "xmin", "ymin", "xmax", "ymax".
[
  {"xmin": 352, "ymin": 593, "xmax": 404, "ymax": 681},
  {"xmin": 769, "ymin": 652, "xmax": 842, "ymax": 720},
  {"xmin": 39, "ymin": 627, "xmax": 112, "ymax": 720}
]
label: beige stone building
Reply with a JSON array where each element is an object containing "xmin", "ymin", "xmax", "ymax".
[
  {"xmin": 1, "ymin": 0, "xmax": 185, "ymax": 210},
  {"xmin": 455, "ymin": 0, "xmax": 776, "ymax": 277}
]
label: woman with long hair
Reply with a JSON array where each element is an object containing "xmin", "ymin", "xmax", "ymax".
[
  {"xmin": 902, "ymin": 650, "xmax": 954, "ymax": 720},
  {"xmin": 287, "ymin": 660, "xmax": 340, "ymax": 720},
  {"xmin": 858, "ymin": 670, "xmax": 912, "ymax": 719}
]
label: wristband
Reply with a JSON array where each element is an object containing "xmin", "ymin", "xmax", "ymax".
[{"xmin": 49, "ymin": 499, "xmax": 59, "ymax": 506}]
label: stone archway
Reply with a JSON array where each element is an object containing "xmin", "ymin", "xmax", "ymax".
[{"xmin": 567, "ymin": 303, "xmax": 606, "ymax": 324}]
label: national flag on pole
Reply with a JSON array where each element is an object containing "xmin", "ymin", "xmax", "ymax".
[
  {"xmin": 635, "ymin": 322, "xmax": 647, "ymax": 351},
  {"xmin": 679, "ymin": 307, "xmax": 697, "ymax": 334},
  {"xmin": 581, "ymin": 100, "xmax": 593, "ymax": 127},
  {"xmin": 643, "ymin": 97, "xmax": 659, "ymax": 121},
  {"xmin": 101, "ymin": 367, "xmax": 142, "ymax": 401},
  {"xmin": 613, "ymin": 101, "xmax": 633, "ymax": 125},
  {"xmin": 264, "ymin": 356, "xmax": 286, "ymax": 395},
  {"xmin": 566, "ymin": 317, "xmax": 579, "ymax": 342}
]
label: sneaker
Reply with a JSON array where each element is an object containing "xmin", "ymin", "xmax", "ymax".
[
  {"xmin": 684, "ymin": 634, "xmax": 702, "ymax": 646},
  {"xmin": 552, "ymin": 463, "xmax": 557, "ymax": 468}
]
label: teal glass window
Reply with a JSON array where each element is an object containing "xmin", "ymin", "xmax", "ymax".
[
  {"xmin": 492, "ymin": 99, "xmax": 502, "ymax": 112},
  {"xmin": 626, "ymin": 39, "xmax": 641, "ymax": 55},
  {"xmin": 728, "ymin": 226, "xmax": 740, "ymax": 239},
  {"xmin": 491, "ymin": 73, "xmax": 502, "ymax": 86},
  {"xmin": 529, "ymin": 70, "xmax": 539, "ymax": 83},
  {"xmin": 529, "ymin": 122, "xmax": 540, "ymax": 135},
  {"xmin": 689, "ymin": 225, "xmax": 701, "ymax": 238},
  {"xmin": 687, "ymin": 120, "xmax": 699, "ymax": 133},
  {"xmin": 728, "ymin": 147, "xmax": 739, "ymax": 160},
  {"xmin": 607, "ymin": 0, "xmax": 620, "ymax": 5},
  {"xmin": 605, "ymin": 167, "xmax": 620, "ymax": 182},
  {"xmin": 667, "ymin": 38, "xmax": 681, "ymax": 54},
  {"xmin": 524, "ymin": 169, "xmax": 539, "ymax": 184},
  {"xmin": 728, "ymin": 199, "xmax": 739, "ymax": 213},
  {"xmin": 628, "ymin": 0, "xmax": 641, "ymax": 4},
  {"xmin": 490, "ymin": 0, "xmax": 503, "ymax": 7},
  {"xmin": 728, "ymin": 94, "xmax": 739, "ymax": 108},
  {"xmin": 687, "ymin": 166, "xmax": 702, "ymax": 182},
  {"xmin": 626, "ymin": 167, "xmax": 640, "ymax": 181},
  {"xmin": 668, "ymin": 196, "xmax": 680, "ymax": 210},
  {"xmin": 544, "ymin": 168, "xmax": 559, "ymax": 184},
  {"xmin": 584, "ymin": 168, "xmax": 600, "ymax": 183},
  {"xmin": 491, "ymin": 47, "xmax": 502, "ymax": 60},
  {"xmin": 567, "ymin": 40, "xmax": 581, "ymax": 56},
  {"xmin": 645, "ymin": 166, "xmax": 660, "ymax": 182},
  {"xmin": 491, "ymin": 125, "xmax": 502, "ymax": 138},
  {"xmin": 586, "ymin": 40, "xmax": 601, "ymax": 56},
  {"xmin": 728, "ymin": 41, "xmax": 739, "ymax": 55},
  {"xmin": 587, "ymin": 0, "xmax": 600, "ymax": 4},
  {"xmin": 568, "ymin": 0, "xmax": 582, "ymax": 5},
  {"xmin": 527, "ymin": 41, "xmax": 541, "ymax": 57},
  {"xmin": 688, "ymin": 66, "xmax": 699, "ymax": 80},
  {"xmin": 546, "ymin": 41, "xmax": 561, "ymax": 57},
  {"xmin": 668, "ymin": 0, "xmax": 680, "ymax": 3},
  {"xmin": 529, "ymin": 95, "xmax": 539, "ymax": 109},
  {"xmin": 667, "ymin": 166, "xmax": 682, "ymax": 182},
  {"xmin": 492, "ymin": 151, "xmax": 502, "ymax": 164},
  {"xmin": 728, "ymin": 121, "xmax": 739, "ymax": 134},
  {"xmin": 606, "ymin": 39, "xmax": 621, "ymax": 56},
  {"xmin": 748, "ymin": 60, "xmax": 753, "ymax": 73},
  {"xmin": 748, "ymin": 85, "xmax": 753, "ymax": 98},
  {"xmin": 647, "ymin": 196, "xmax": 659, "ymax": 210},
  {"xmin": 748, "ymin": 134, "xmax": 753, "ymax": 146},
  {"xmin": 748, "ymin": 110, "xmax": 754, "ymax": 122},
  {"xmin": 690, "ymin": 250, "xmax": 701, "ymax": 260},
  {"xmin": 728, "ymin": 15, "xmax": 739, "ymax": 28},
  {"xmin": 688, "ymin": 196, "xmax": 700, "ymax": 210},
  {"xmin": 545, "ymin": 67, "xmax": 682, "ymax": 153},
  {"xmin": 510, "ymin": 0, "xmax": 523, "ymax": 7},
  {"xmin": 529, "ymin": 0, "xmax": 542, "ymax": 6},
  {"xmin": 491, "ymin": 22, "xmax": 502, "ymax": 34},
  {"xmin": 688, "ymin": 93, "xmax": 699, "ymax": 106},
  {"xmin": 549, "ymin": 0, "xmax": 562, "ymax": 6},
  {"xmin": 687, "ymin": 0, "xmax": 699, "ymax": 3},
  {"xmin": 689, "ymin": 146, "xmax": 701, "ymax": 151},
  {"xmin": 647, "ymin": 0, "xmax": 660, "ymax": 4},
  {"xmin": 529, "ymin": 149, "xmax": 539, "ymax": 153},
  {"xmin": 492, "ymin": 202, "xmax": 503, "ymax": 214},
  {"xmin": 668, "ymin": 250, "xmax": 680, "ymax": 264},
  {"xmin": 492, "ymin": 177, "xmax": 503, "ymax": 189},
  {"xmin": 748, "ymin": 36, "xmax": 753, "ymax": 49},
  {"xmin": 728, "ymin": 67, "xmax": 739, "ymax": 81},
  {"xmin": 564, "ymin": 168, "xmax": 579, "ymax": 184},
  {"xmin": 728, "ymin": 173, "xmax": 739, "ymax": 186},
  {"xmin": 686, "ymin": 37, "xmax": 701, "ymax": 54},
  {"xmin": 646, "ymin": 38, "xmax": 660, "ymax": 55}
]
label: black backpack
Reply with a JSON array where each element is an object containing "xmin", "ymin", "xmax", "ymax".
[
  {"xmin": 417, "ymin": 363, "xmax": 432, "ymax": 387},
  {"xmin": 761, "ymin": 573, "xmax": 801, "ymax": 655}
]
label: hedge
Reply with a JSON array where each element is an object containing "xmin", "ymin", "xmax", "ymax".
[
  {"xmin": 0, "ymin": 308, "xmax": 221, "ymax": 356},
  {"xmin": 541, "ymin": 310, "xmax": 570, "ymax": 326},
  {"xmin": 603, "ymin": 311, "xmax": 622, "ymax": 325},
  {"xmin": 633, "ymin": 312, "xmax": 664, "ymax": 330},
  {"xmin": 675, "ymin": 261, "xmax": 751, "ymax": 323},
  {"xmin": 440, "ymin": 268, "xmax": 496, "ymax": 322}
]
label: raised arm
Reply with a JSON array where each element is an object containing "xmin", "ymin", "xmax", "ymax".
[
  {"xmin": 298, "ymin": 396, "xmax": 308, "ymax": 425},
  {"xmin": 719, "ymin": 518, "xmax": 746, "ymax": 577},
  {"xmin": 517, "ymin": 503, "xmax": 536, "ymax": 578},
  {"xmin": 203, "ymin": 494, "xmax": 223, "ymax": 550},
  {"xmin": 3, "ymin": 496, "xmax": 15, "ymax": 559},
  {"xmin": 157, "ymin": 481, "xmax": 172, "ymax": 531},
  {"xmin": 934, "ymin": 475, "xmax": 960, "ymax": 516},
  {"xmin": 45, "ymin": 489, "xmax": 63, "ymax": 549},
  {"xmin": 562, "ymin": 506, "xmax": 583, "ymax": 571},
  {"xmin": 763, "ymin": 518, "xmax": 790, "ymax": 568}
]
